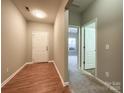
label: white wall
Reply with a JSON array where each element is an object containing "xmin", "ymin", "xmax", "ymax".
[
  {"xmin": 1, "ymin": 0, "xmax": 27, "ymax": 82},
  {"xmin": 27, "ymin": 22, "xmax": 54, "ymax": 62}
]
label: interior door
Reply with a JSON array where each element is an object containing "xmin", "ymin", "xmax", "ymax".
[
  {"xmin": 32, "ymin": 32, "xmax": 49, "ymax": 62},
  {"xmin": 84, "ymin": 22, "xmax": 96, "ymax": 69}
]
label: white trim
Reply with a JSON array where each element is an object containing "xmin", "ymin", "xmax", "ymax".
[
  {"xmin": 44, "ymin": 61, "xmax": 70, "ymax": 87},
  {"xmin": 82, "ymin": 70, "xmax": 121, "ymax": 93},
  {"xmin": 1, "ymin": 63, "xmax": 27, "ymax": 87},
  {"xmin": 26, "ymin": 61, "xmax": 34, "ymax": 64},
  {"xmin": 49, "ymin": 61, "xmax": 66, "ymax": 86},
  {"xmin": 64, "ymin": 82, "xmax": 69, "ymax": 86},
  {"xmin": 48, "ymin": 60, "xmax": 54, "ymax": 63},
  {"xmin": 2, "ymin": 61, "xmax": 69, "ymax": 88},
  {"xmin": 26, "ymin": 61, "xmax": 48, "ymax": 64},
  {"xmin": 49, "ymin": 61, "xmax": 68, "ymax": 87}
]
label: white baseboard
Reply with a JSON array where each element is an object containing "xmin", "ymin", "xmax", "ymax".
[
  {"xmin": 82, "ymin": 70, "xmax": 121, "ymax": 93},
  {"xmin": 48, "ymin": 60, "xmax": 54, "ymax": 63},
  {"xmin": 26, "ymin": 61, "xmax": 48, "ymax": 64},
  {"xmin": 1, "ymin": 62, "xmax": 34, "ymax": 87},
  {"xmin": 2, "ymin": 61, "xmax": 69, "ymax": 88},
  {"xmin": 64, "ymin": 82, "xmax": 69, "ymax": 86},
  {"xmin": 26, "ymin": 61, "xmax": 34, "ymax": 64},
  {"xmin": 1, "ymin": 63, "xmax": 27, "ymax": 87},
  {"xmin": 49, "ymin": 61, "xmax": 68, "ymax": 87}
]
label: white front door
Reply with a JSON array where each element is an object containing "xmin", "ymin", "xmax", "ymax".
[
  {"xmin": 32, "ymin": 32, "xmax": 49, "ymax": 62},
  {"xmin": 84, "ymin": 22, "xmax": 96, "ymax": 69}
]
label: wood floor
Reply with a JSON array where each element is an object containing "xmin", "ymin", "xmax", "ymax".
[{"xmin": 2, "ymin": 63, "xmax": 71, "ymax": 93}]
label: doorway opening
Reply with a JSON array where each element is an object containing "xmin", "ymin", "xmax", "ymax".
[
  {"xmin": 68, "ymin": 26, "xmax": 80, "ymax": 71},
  {"xmin": 81, "ymin": 19, "xmax": 97, "ymax": 76}
]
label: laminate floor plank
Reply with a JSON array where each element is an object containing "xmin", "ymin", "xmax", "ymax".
[{"xmin": 2, "ymin": 63, "xmax": 64, "ymax": 93}]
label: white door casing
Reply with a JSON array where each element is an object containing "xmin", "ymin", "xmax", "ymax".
[{"xmin": 32, "ymin": 32, "xmax": 49, "ymax": 62}]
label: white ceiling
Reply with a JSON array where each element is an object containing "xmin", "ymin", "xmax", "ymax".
[
  {"xmin": 70, "ymin": 0, "xmax": 95, "ymax": 13},
  {"xmin": 12, "ymin": 0, "xmax": 62, "ymax": 23}
]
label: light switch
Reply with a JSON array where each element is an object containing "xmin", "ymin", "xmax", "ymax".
[{"xmin": 105, "ymin": 44, "xmax": 109, "ymax": 50}]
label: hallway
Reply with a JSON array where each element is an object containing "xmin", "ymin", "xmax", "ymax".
[
  {"xmin": 68, "ymin": 56, "xmax": 114, "ymax": 93},
  {"xmin": 1, "ymin": 0, "xmax": 123, "ymax": 92}
]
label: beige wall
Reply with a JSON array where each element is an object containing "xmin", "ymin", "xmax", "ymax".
[
  {"xmin": 27, "ymin": 22, "xmax": 54, "ymax": 62},
  {"xmin": 81, "ymin": 0, "xmax": 123, "ymax": 91},
  {"xmin": 1, "ymin": 0, "xmax": 27, "ymax": 82},
  {"xmin": 54, "ymin": 0, "xmax": 68, "ymax": 82}
]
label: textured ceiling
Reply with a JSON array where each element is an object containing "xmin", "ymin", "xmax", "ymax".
[{"xmin": 12, "ymin": 0, "xmax": 62, "ymax": 23}]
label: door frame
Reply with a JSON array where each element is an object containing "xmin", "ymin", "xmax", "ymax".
[
  {"xmin": 68, "ymin": 25, "xmax": 81, "ymax": 69},
  {"xmin": 82, "ymin": 18, "xmax": 98, "ymax": 76}
]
